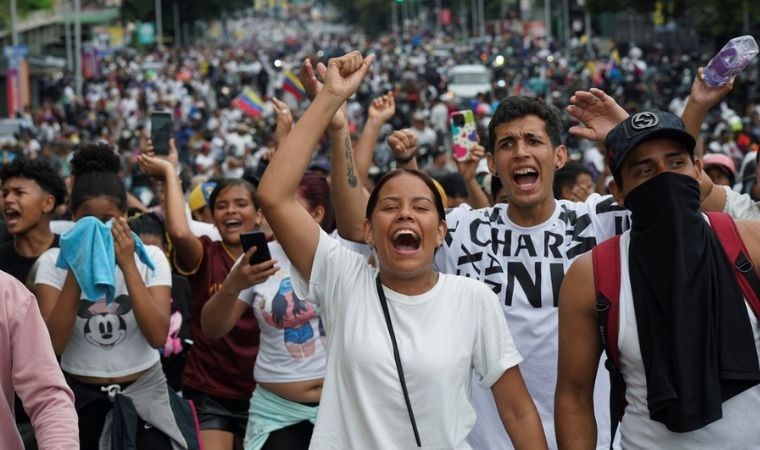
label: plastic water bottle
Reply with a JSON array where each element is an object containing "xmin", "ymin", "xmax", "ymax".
[{"xmin": 703, "ymin": 35, "xmax": 759, "ymax": 87}]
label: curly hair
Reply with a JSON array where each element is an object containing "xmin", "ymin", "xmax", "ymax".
[
  {"xmin": 488, "ymin": 96, "xmax": 564, "ymax": 153},
  {"xmin": 0, "ymin": 158, "xmax": 67, "ymax": 207},
  {"xmin": 70, "ymin": 142, "xmax": 121, "ymax": 178},
  {"xmin": 70, "ymin": 143, "xmax": 127, "ymax": 213}
]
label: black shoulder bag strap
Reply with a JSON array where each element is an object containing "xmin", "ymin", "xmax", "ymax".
[{"xmin": 375, "ymin": 275, "xmax": 421, "ymax": 447}]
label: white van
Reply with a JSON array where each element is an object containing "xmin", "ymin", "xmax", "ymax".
[{"xmin": 447, "ymin": 65, "xmax": 492, "ymax": 102}]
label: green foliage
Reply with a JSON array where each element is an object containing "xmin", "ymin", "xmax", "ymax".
[
  {"xmin": 580, "ymin": 0, "xmax": 760, "ymax": 44},
  {"xmin": 330, "ymin": 0, "xmax": 390, "ymax": 35},
  {"xmin": 0, "ymin": 0, "xmax": 55, "ymax": 30},
  {"xmin": 688, "ymin": 0, "xmax": 760, "ymax": 44},
  {"xmin": 121, "ymin": 0, "xmax": 253, "ymax": 25}
]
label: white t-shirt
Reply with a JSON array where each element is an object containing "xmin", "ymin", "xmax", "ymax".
[
  {"xmin": 35, "ymin": 246, "xmax": 172, "ymax": 378},
  {"xmin": 722, "ymin": 185, "xmax": 760, "ymax": 220},
  {"xmin": 617, "ymin": 231, "xmax": 760, "ymax": 449},
  {"xmin": 238, "ymin": 241, "xmax": 327, "ymax": 383},
  {"xmin": 292, "ymin": 230, "xmax": 522, "ymax": 450},
  {"xmin": 436, "ymin": 195, "xmax": 630, "ymax": 450}
]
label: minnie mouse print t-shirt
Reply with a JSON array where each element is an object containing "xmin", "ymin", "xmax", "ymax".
[{"xmin": 35, "ymin": 246, "xmax": 172, "ymax": 378}]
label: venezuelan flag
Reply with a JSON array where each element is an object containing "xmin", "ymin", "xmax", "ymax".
[
  {"xmin": 282, "ymin": 70, "xmax": 306, "ymax": 101},
  {"xmin": 234, "ymin": 87, "xmax": 266, "ymax": 117}
]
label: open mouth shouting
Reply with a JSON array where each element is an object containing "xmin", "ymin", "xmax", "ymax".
[
  {"xmin": 513, "ymin": 167, "xmax": 539, "ymax": 192},
  {"xmin": 391, "ymin": 229, "xmax": 421, "ymax": 255},
  {"xmin": 3, "ymin": 208, "xmax": 22, "ymax": 228},
  {"xmin": 223, "ymin": 218, "xmax": 243, "ymax": 233}
]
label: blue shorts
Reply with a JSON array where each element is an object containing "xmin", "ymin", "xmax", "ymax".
[{"xmin": 283, "ymin": 324, "xmax": 314, "ymax": 345}]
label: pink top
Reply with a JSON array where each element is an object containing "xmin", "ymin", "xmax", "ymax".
[{"xmin": 0, "ymin": 271, "xmax": 78, "ymax": 449}]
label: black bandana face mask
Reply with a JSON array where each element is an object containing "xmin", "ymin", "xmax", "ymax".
[
  {"xmin": 623, "ymin": 171, "xmax": 701, "ymax": 230},
  {"xmin": 621, "ymin": 170, "xmax": 760, "ymax": 433}
]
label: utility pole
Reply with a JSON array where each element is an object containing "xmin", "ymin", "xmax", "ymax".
[
  {"xmin": 544, "ymin": 0, "xmax": 552, "ymax": 40},
  {"xmin": 478, "ymin": 0, "xmax": 485, "ymax": 37},
  {"xmin": 74, "ymin": 0, "xmax": 82, "ymax": 98},
  {"xmin": 436, "ymin": 0, "xmax": 442, "ymax": 34},
  {"xmin": 173, "ymin": 0, "xmax": 180, "ymax": 48},
  {"xmin": 402, "ymin": 0, "xmax": 409, "ymax": 35},
  {"xmin": 64, "ymin": 0, "xmax": 73, "ymax": 72},
  {"xmin": 10, "ymin": 0, "xmax": 19, "ymax": 46},
  {"xmin": 155, "ymin": 0, "xmax": 163, "ymax": 49},
  {"xmin": 563, "ymin": 0, "xmax": 570, "ymax": 49},
  {"xmin": 392, "ymin": 0, "xmax": 399, "ymax": 35}
]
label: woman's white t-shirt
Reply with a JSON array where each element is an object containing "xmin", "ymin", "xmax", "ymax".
[
  {"xmin": 291, "ymin": 230, "xmax": 522, "ymax": 449},
  {"xmin": 238, "ymin": 241, "xmax": 327, "ymax": 383},
  {"xmin": 35, "ymin": 246, "xmax": 172, "ymax": 378}
]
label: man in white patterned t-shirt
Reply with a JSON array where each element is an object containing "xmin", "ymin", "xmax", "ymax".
[{"xmin": 432, "ymin": 96, "xmax": 629, "ymax": 450}]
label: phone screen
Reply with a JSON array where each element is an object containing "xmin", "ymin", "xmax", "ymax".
[
  {"xmin": 150, "ymin": 112, "xmax": 173, "ymax": 156},
  {"xmin": 240, "ymin": 231, "xmax": 272, "ymax": 265}
]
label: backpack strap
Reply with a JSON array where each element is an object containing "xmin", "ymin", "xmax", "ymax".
[
  {"xmin": 591, "ymin": 235, "xmax": 626, "ymax": 449},
  {"xmin": 705, "ymin": 211, "xmax": 760, "ymax": 318}
]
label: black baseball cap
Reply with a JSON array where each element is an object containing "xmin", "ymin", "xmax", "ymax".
[{"xmin": 604, "ymin": 110, "xmax": 696, "ymax": 179}]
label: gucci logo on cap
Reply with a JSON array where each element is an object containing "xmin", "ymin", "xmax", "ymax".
[{"xmin": 630, "ymin": 112, "xmax": 659, "ymax": 130}]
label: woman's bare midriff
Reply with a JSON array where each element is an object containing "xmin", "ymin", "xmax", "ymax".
[
  {"xmin": 259, "ymin": 379, "xmax": 323, "ymax": 404},
  {"xmin": 69, "ymin": 368, "xmax": 148, "ymax": 385}
]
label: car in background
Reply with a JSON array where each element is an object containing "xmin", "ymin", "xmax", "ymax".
[{"xmin": 446, "ymin": 64, "xmax": 492, "ymax": 103}]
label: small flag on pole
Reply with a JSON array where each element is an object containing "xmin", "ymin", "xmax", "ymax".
[
  {"xmin": 282, "ymin": 70, "xmax": 307, "ymax": 101},
  {"xmin": 233, "ymin": 87, "xmax": 266, "ymax": 117}
]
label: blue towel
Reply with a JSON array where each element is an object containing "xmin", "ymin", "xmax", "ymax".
[{"xmin": 56, "ymin": 216, "xmax": 155, "ymax": 304}]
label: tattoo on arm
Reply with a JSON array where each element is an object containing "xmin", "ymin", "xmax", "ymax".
[{"xmin": 344, "ymin": 133, "xmax": 358, "ymax": 188}]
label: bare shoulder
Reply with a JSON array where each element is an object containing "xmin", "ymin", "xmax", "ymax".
[
  {"xmin": 559, "ymin": 252, "xmax": 597, "ymax": 313},
  {"xmin": 735, "ymin": 219, "xmax": 760, "ymax": 274}
]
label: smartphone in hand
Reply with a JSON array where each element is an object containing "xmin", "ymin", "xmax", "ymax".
[
  {"xmin": 150, "ymin": 111, "xmax": 173, "ymax": 156},
  {"xmin": 240, "ymin": 231, "xmax": 272, "ymax": 266},
  {"xmin": 450, "ymin": 110, "xmax": 478, "ymax": 162}
]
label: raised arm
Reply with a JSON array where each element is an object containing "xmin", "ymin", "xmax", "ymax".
[
  {"xmin": 555, "ymin": 253, "xmax": 603, "ymax": 449},
  {"xmin": 201, "ymin": 248, "xmax": 278, "ymax": 339},
  {"xmin": 36, "ymin": 271, "xmax": 82, "ymax": 355},
  {"xmin": 566, "ymin": 88, "xmax": 629, "ymax": 143},
  {"xmin": 455, "ymin": 144, "xmax": 490, "ymax": 209},
  {"xmin": 355, "ymin": 92, "xmax": 395, "ymax": 186},
  {"xmin": 298, "ymin": 57, "xmax": 372, "ymax": 243},
  {"xmin": 137, "ymin": 140, "xmax": 203, "ymax": 273},
  {"xmin": 683, "ymin": 67, "xmax": 735, "ymax": 211},
  {"xmin": 271, "ymin": 97, "xmax": 294, "ymax": 147},
  {"xmin": 258, "ymin": 51, "xmax": 374, "ymax": 280},
  {"xmin": 681, "ymin": 67, "xmax": 734, "ymax": 139},
  {"xmin": 387, "ymin": 129, "xmax": 421, "ymax": 170},
  {"xmin": 112, "ymin": 217, "xmax": 170, "ymax": 347}
]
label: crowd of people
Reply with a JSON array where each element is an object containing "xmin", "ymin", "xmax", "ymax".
[{"xmin": 1, "ymin": 9, "xmax": 760, "ymax": 450}]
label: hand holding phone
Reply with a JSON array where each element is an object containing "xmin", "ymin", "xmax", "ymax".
[
  {"xmin": 450, "ymin": 110, "xmax": 478, "ymax": 162},
  {"xmin": 240, "ymin": 231, "xmax": 272, "ymax": 266},
  {"xmin": 150, "ymin": 111, "xmax": 173, "ymax": 156}
]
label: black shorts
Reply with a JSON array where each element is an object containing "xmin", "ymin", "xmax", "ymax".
[{"xmin": 182, "ymin": 388, "xmax": 249, "ymax": 436}]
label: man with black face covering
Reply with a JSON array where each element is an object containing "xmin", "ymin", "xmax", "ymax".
[{"xmin": 555, "ymin": 110, "xmax": 760, "ymax": 449}]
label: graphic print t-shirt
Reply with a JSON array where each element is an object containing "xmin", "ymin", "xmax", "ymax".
[
  {"xmin": 35, "ymin": 245, "xmax": 172, "ymax": 378},
  {"xmin": 435, "ymin": 195, "xmax": 629, "ymax": 449},
  {"xmin": 238, "ymin": 241, "xmax": 327, "ymax": 383}
]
